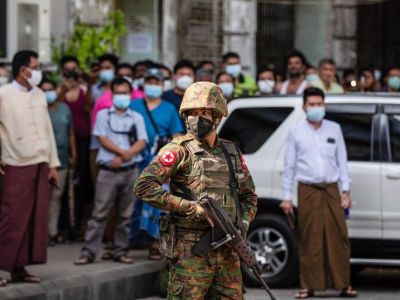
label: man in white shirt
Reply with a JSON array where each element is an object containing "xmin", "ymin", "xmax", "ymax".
[
  {"xmin": 0, "ymin": 50, "xmax": 60, "ymax": 286},
  {"xmin": 278, "ymin": 51, "xmax": 309, "ymax": 95},
  {"xmin": 281, "ymin": 87, "xmax": 357, "ymax": 298}
]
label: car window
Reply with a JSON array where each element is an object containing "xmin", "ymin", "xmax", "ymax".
[
  {"xmin": 219, "ymin": 107, "xmax": 293, "ymax": 154},
  {"xmin": 325, "ymin": 112, "xmax": 373, "ymax": 161},
  {"xmin": 388, "ymin": 115, "xmax": 400, "ymax": 162}
]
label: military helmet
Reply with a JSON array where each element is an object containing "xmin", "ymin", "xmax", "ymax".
[{"xmin": 179, "ymin": 81, "xmax": 228, "ymax": 117}]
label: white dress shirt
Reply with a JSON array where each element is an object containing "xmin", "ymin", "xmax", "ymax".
[{"xmin": 282, "ymin": 119, "xmax": 350, "ymax": 200}]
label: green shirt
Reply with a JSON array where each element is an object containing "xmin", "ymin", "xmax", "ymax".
[
  {"xmin": 311, "ymin": 78, "xmax": 344, "ymax": 94},
  {"xmin": 234, "ymin": 74, "xmax": 258, "ymax": 97},
  {"xmin": 49, "ymin": 102, "xmax": 72, "ymax": 168}
]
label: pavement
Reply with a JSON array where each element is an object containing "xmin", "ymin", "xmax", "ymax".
[
  {"xmin": 0, "ymin": 243, "xmax": 164, "ymax": 300},
  {"xmin": 140, "ymin": 267, "xmax": 400, "ymax": 300}
]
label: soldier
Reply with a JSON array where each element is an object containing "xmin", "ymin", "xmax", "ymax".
[{"xmin": 134, "ymin": 81, "xmax": 258, "ymax": 299}]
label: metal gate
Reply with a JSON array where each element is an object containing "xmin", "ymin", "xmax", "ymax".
[
  {"xmin": 176, "ymin": 0, "xmax": 224, "ymax": 67},
  {"xmin": 256, "ymin": 0, "xmax": 295, "ymax": 75}
]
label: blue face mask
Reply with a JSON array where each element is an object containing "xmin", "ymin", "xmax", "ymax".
[
  {"xmin": 306, "ymin": 107, "xmax": 325, "ymax": 123},
  {"xmin": 388, "ymin": 76, "xmax": 400, "ymax": 90},
  {"xmin": 225, "ymin": 64, "xmax": 241, "ymax": 78},
  {"xmin": 99, "ymin": 69, "xmax": 115, "ymax": 83},
  {"xmin": 113, "ymin": 94, "xmax": 131, "ymax": 109},
  {"xmin": 219, "ymin": 82, "xmax": 234, "ymax": 97},
  {"xmin": 306, "ymin": 74, "xmax": 319, "ymax": 83},
  {"xmin": 144, "ymin": 84, "xmax": 163, "ymax": 99},
  {"xmin": 45, "ymin": 91, "xmax": 57, "ymax": 104}
]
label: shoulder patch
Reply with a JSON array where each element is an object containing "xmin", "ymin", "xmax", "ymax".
[
  {"xmin": 160, "ymin": 150, "xmax": 177, "ymax": 166},
  {"xmin": 240, "ymin": 155, "xmax": 248, "ymax": 170}
]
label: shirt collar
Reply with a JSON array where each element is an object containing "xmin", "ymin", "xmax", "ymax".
[
  {"xmin": 109, "ymin": 105, "xmax": 132, "ymax": 117},
  {"xmin": 12, "ymin": 80, "xmax": 37, "ymax": 94}
]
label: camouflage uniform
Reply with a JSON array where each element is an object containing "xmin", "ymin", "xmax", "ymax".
[{"xmin": 134, "ymin": 82, "xmax": 257, "ymax": 299}]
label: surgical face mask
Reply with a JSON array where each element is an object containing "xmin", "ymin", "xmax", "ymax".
[
  {"xmin": 225, "ymin": 64, "xmax": 241, "ymax": 78},
  {"xmin": 176, "ymin": 75, "xmax": 194, "ymax": 91},
  {"xmin": 257, "ymin": 79, "xmax": 275, "ymax": 94},
  {"xmin": 144, "ymin": 84, "xmax": 163, "ymax": 99},
  {"xmin": 218, "ymin": 82, "xmax": 234, "ymax": 98},
  {"xmin": 0, "ymin": 76, "xmax": 8, "ymax": 86},
  {"xmin": 388, "ymin": 76, "xmax": 400, "ymax": 90},
  {"xmin": 133, "ymin": 77, "xmax": 145, "ymax": 89},
  {"xmin": 163, "ymin": 79, "xmax": 174, "ymax": 91},
  {"xmin": 25, "ymin": 69, "xmax": 43, "ymax": 88},
  {"xmin": 306, "ymin": 107, "xmax": 325, "ymax": 123},
  {"xmin": 113, "ymin": 94, "xmax": 131, "ymax": 109},
  {"xmin": 45, "ymin": 91, "xmax": 57, "ymax": 104},
  {"xmin": 99, "ymin": 69, "xmax": 115, "ymax": 83},
  {"xmin": 306, "ymin": 74, "xmax": 319, "ymax": 83},
  {"xmin": 187, "ymin": 115, "xmax": 215, "ymax": 139}
]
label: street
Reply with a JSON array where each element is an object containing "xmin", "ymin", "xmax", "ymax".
[{"xmin": 140, "ymin": 267, "xmax": 400, "ymax": 299}]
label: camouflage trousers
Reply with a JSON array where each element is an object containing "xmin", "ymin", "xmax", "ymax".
[{"xmin": 167, "ymin": 239, "xmax": 244, "ymax": 299}]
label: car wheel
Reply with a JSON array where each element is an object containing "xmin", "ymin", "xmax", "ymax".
[{"xmin": 242, "ymin": 213, "xmax": 298, "ymax": 288}]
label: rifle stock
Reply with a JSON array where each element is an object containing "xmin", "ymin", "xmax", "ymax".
[{"xmin": 199, "ymin": 197, "xmax": 277, "ymax": 300}]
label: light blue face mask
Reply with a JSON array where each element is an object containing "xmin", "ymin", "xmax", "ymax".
[
  {"xmin": 306, "ymin": 74, "xmax": 319, "ymax": 83},
  {"xmin": 45, "ymin": 91, "xmax": 57, "ymax": 104},
  {"xmin": 144, "ymin": 84, "xmax": 163, "ymax": 99},
  {"xmin": 225, "ymin": 64, "xmax": 241, "ymax": 78},
  {"xmin": 218, "ymin": 82, "xmax": 234, "ymax": 97},
  {"xmin": 99, "ymin": 69, "xmax": 115, "ymax": 83},
  {"xmin": 388, "ymin": 76, "xmax": 400, "ymax": 90},
  {"xmin": 113, "ymin": 94, "xmax": 131, "ymax": 109},
  {"xmin": 306, "ymin": 106, "xmax": 325, "ymax": 123}
]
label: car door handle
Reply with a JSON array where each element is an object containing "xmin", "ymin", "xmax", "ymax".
[{"xmin": 386, "ymin": 172, "xmax": 400, "ymax": 180}]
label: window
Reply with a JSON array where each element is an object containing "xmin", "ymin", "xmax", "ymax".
[
  {"xmin": 325, "ymin": 112, "xmax": 373, "ymax": 161},
  {"xmin": 219, "ymin": 107, "xmax": 293, "ymax": 154},
  {"xmin": 388, "ymin": 115, "xmax": 400, "ymax": 162}
]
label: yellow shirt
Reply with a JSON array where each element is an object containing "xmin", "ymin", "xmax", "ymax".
[
  {"xmin": 0, "ymin": 82, "xmax": 60, "ymax": 167},
  {"xmin": 311, "ymin": 78, "xmax": 344, "ymax": 94}
]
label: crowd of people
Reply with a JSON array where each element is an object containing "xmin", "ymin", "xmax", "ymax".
[{"xmin": 0, "ymin": 48, "xmax": 399, "ymax": 273}]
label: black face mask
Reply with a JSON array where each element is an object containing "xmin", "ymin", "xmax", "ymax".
[{"xmin": 187, "ymin": 116, "xmax": 214, "ymax": 139}]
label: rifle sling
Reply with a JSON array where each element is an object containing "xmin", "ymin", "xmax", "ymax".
[{"xmin": 220, "ymin": 143, "xmax": 241, "ymax": 227}]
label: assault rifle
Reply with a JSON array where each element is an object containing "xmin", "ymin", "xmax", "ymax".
[{"xmin": 193, "ymin": 196, "xmax": 277, "ymax": 300}]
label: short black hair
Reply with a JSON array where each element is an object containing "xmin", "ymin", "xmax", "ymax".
[
  {"xmin": 117, "ymin": 63, "xmax": 133, "ymax": 72},
  {"xmin": 303, "ymin": 87, "xmax": 325, "ymax": 105},
  {"xmin": 197, "ymin": 60, "xmax": 215, "ymax": 69},
  {"xmin": 39, "ymin": 78, "xmax": 57, "ymax": 89},
  {"xmin": 11, "ymin": 50, "xmax": 38, "ymax": 79},
  {"xmin": 173, "ymin": 59, "xmax": 195, "ymax": 74},
  {"xmin": 222, "ymin": 52, "xmax": 240, "ymax": 63},
  {"xmin": 59, "ymin": 55, "xmax": 79, "ymax": 68},
  {"xmin": 111, "ymin": 77, "xmax": 132, "ymax": 93},
  {"xmin": 98, "ymin": 53, "xmax": 119, "ymax": 68},
  {"xmin": 256, "ymin": 68, "xmax": 275, "ymax": 81},
  {"xmin": 285, "ymin": 50, "xmax": 307, "ymax": 67},
  {"xmin": 133, "ymin": 60, "xmax": 154, "ymax": 69},
  {"xmin": 215, "ymin": 71, "xmax": 234, "ymax": 83},
  {"xmin": 153, "ymin": 63, "xmax": 172, "ymax": 77},
  {"xmin": 0, "ymin": 62, "xmax": 6, "ymax": 69},
  {"xmin": 318, "ymin": 58, "xmax": 336, "ymax": 68}
]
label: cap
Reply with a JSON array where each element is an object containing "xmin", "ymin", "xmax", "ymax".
[{"xmin": 144, "ymin": 68, "xmax": 164, "ymax": 81}]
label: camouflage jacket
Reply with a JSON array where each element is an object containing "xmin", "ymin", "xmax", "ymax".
[{"xmin": 133, "ymin": 133, "xmax": 258, "ymax": 227}]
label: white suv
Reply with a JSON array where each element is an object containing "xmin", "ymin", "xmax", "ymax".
[{"xmin": 219, "ymin": 94, "xmax": 400, "ymax": 287}]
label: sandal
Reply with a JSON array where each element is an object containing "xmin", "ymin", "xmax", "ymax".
[
  {"xmin": 11, "ymin": 270, "xmax": 40, "ymax": 284},
  {"xmin": 113, "ymin": 255, "xmax": 134, "ymax": 264},
  {"xmin": 101, "ymin": 251, "xmax": 113, "ymax": 260},
  {"xmin": 295, "ymin": 289, "xmax": 314, "ymax": 299},
  {"xmin": 74, "ymin": 255, "xmax": 94, "ymax": 265},
  {"xmin": 339, "ymin": 286, "xmax": 357, "ymax": 298},
  {"xmin": 0, "ymin": 277, "xmax": 7, "ymax": 287},
  {"xmin": 148, "ymin": 247, "xmax": 162, "ymax": 261}
]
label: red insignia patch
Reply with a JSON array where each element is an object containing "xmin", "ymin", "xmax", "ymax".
[
  {"xmin": 160, "ymin": 151, "xmax": 177, "ymax": 166},
  {"xmin": 240, "ymin": 155, "xmax": 248, "ymax": 170}
]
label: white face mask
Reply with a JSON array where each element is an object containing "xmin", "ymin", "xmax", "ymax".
[
  {"xmin": 25, "ymin": 69, "xmax": 43, "ymax": 88},
  {"xmin": 0, "ymin": 76, "xmax": 8, "ymax": 86},
  {"xmin": 176, "ymin": 75, "xmax": 194, "ymax": 91},
  {"xmin": 257, "ymin": 79, "xmax": 275, "ymax": 94},
  {"xmin": 163, "ymin": 79, "xmax": 174, "ymax": 91}
]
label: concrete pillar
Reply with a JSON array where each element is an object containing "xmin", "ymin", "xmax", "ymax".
[
  {"xmin": 161, "ymin": 0, "xmax": 178, "ymax": 68},
  {"xmin": 223, "ymin": 0, "xmax": 257, "ymax": 77}
]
